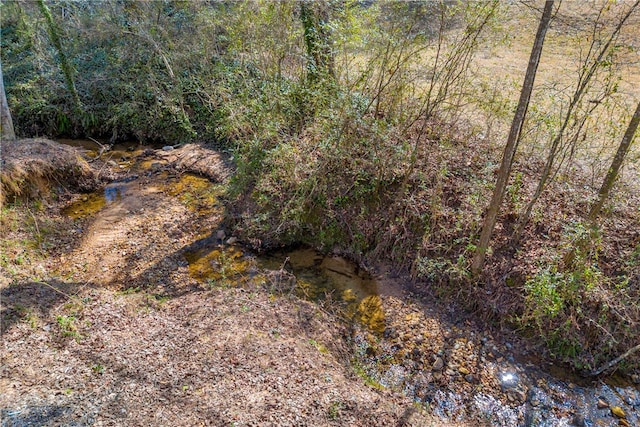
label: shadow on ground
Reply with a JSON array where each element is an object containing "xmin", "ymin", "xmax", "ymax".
[{"xmin": 0, "ymin": 279, "xmax": 96, "ymax": 336}]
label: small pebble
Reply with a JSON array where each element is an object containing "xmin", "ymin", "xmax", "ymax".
[
  {"xmin": 572, "ymin": 413, "xmax": 586, "ymax": 427},
  {"xmin": 597, "ymin": 398, "xmax": 609, "ymax": 409},
  {"xmin": 432, "ymin": 357, "xmax": 444, "ymax": 371}
]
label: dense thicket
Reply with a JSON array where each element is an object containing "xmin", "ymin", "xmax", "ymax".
[{"xmin": 2, "ymin": 0, "xmax": 639, "ymax": 375}]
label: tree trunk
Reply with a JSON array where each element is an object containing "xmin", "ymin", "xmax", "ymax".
[
  {"xmin": 300, "ymin": 0, "xmax": 334, "ymax": 82},
  {"xmin": 0, "ymin": 60, "xmax": 16, "ymax": 141},
  {"xmin": 471, "ymin": 0, "xmax": 554, "ymax": 277},
  {"xmin": 588, "ymin": 100, "xmax": 640, "ymax": 220},
  {"xmin": 37, "ymin": 0, "xmax": 82, "ymax": 116}
]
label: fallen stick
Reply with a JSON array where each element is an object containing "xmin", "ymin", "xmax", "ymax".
[
  {"xmin": 87, "ymin": 137, "xmax": 112, "ymax": 162},
  {"xmin": 589, "ymin": 343, "xmax": 640, "ymax": 377}
]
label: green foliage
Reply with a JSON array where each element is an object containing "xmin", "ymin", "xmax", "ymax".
[
  {"xmin": 1, "ymin": 1, "xmax": 229, "ymax": 142},
  {"xmin": 506, "ymin": 171, "xmax": 523, "ymax": 209},
  {"xmin": 625, "ymin": 243, "xmax": 640, "ymax": 270},
  {"xmin": 56, "ymin": 314, "xmax": 80, "ymax": 339},
  {"xmin": 524, "ymin": 267, "xmax": 567, "ymax": 321},
  {"xmin": 231, "ymin": 84, "xmax": 400, "ymax": 251},
  {"xmin": 0, "ymin": 0, "xmax": 496, "ymax": 145},
  {"xmin": 517, "ymin": 221, "xmax": 626, "ymax": 368},
  {"xmin": 327, "ymin": 400, "xmax": 343, "ymax": 420},
  {"xmin": 92, "ymin": 363, "xmax": 105, "ymax": 374},
  {"xmin": 545, "ymin": 322, "xmax": 582, "ymax": 361}
]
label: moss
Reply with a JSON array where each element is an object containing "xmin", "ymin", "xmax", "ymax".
[
  {"xmin": 184, "ymin": 246, "xmax": 249, "ymax": 284},
  {"xmin": 163, "ymin": 173, "xmax": 223, "ymax": 214},
  {"xmin": 62, "ymin": 192, "xmax": 107, "ymax": 219}
]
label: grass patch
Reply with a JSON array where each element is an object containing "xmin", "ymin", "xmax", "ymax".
[{"xmin": 55, "ymin": 315, "xmax": 81, "ymax": 340}]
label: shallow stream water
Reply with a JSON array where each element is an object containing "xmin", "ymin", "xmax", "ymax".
[{"xmin": 60, "ymin": 139, "xmax": 639, "ymax": 427}]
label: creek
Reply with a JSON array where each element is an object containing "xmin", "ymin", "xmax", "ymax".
[{"xmin": 60, "ymin": 140, "xmax": 639, "ymax": 427}]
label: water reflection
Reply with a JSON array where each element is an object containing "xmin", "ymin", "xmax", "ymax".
[
  {"xmin": 259, "ymin": 248, "xmax": 386, "ymax": 332},
  {"xmin": 104, "ymin": 184, "xmax": 126, "ymax": 203},
  {"xmin": 499, "ymin": 372, "xmax": 519, "ymax": 390},
  {"xmin": 62, "ymin": 182, "xmax": 128, "ymax": 218}
]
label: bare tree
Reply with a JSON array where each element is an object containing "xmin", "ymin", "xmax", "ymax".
[
  {"xmin": 415, "ymin": 0, "xmax": 500, "ymax": 124},
  {"xmin": 0, "ymin": 60, "xmax": 16, "ymax": 141},
  {"xmin": 588, "ymin": 100, "xmax": 640, "ymax": 220},
  {"xmin": 471, "ymin": 0, "xmax": 555, "ymax": 277},
  {"xmin": 511, "ymin": 0, "xmax": 640, "ymax": 243}
]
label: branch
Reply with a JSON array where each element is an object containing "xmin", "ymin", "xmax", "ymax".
[
  {"xmin": 86, "ymin": 137, "xmax": 111, "ymax": 162},
  {"xmin": 588, "ymin": 343, "xmax": 640, "ymax": 377},
  {"xmin": 122, "ymin": 30, "xmax": 175, "ymax": 80}
]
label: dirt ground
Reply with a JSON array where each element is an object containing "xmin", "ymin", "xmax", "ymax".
[
  {"xmin": 0, "ymin": 140, "xmax": 451, "ymax": 427},
  {"xmin": 2, "ymin": 140, "xmax": 638, "ymax": 427}
]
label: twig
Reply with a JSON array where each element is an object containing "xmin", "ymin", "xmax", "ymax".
[
  {"xmin": 586, "ymin": 318, "xmax": 618, "ymax": 345},
  {"xmin": 589, "ymin": 343, "xmax": 640, "ymax": 377},
  {"xmin": 87, "ymin": 137, "xmax": 106, "ymax": 151},
  {"xmin": 280, "ymin": 257, "xmax": 299, "ymax": 296},
  {"xmin": 85, "ymin": 137, "xmax": 112, "ymax": 163},
  {"xmin": 122, "ymin": 30, "xmax": 175, "ymax": 80},
  {"xmin": 34, "ymin": 280, "xmax": 74, "ymax": 300},
  {"xmin": 26, "ymin": 207, "xmax": 43, "ymax": 252}
]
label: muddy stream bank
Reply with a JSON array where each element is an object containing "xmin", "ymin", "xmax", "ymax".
[{"xmin": 29, "ymin": 140, "xmax": 640, "ymax": 425}]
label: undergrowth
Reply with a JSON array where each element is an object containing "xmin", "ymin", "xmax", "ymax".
[{"xmin": 2, "ymin": 0, "xmax": 638, "ymax": 375}]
